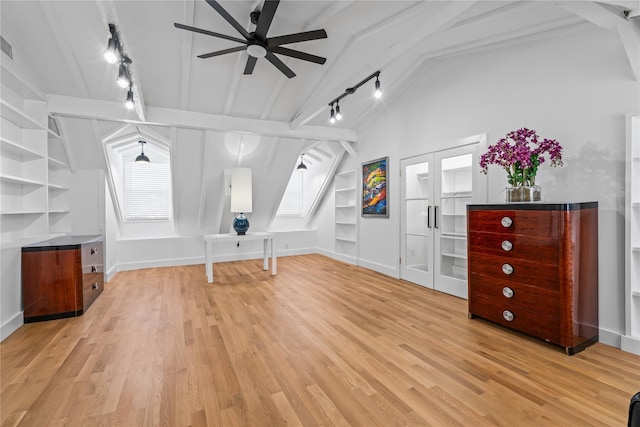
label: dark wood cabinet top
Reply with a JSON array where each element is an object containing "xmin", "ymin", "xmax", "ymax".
[
  {"xmin": 22, "ymin": 235, "xmax": 103, "ymax": 252},
  {"xmin": 467, "ymin": 202, "xmax": 597, "ymax": 211}
]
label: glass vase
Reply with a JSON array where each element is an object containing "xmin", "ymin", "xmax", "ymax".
[{"xmin": 505, "ymin": 185, "xmax": 541, "ymax": 203}]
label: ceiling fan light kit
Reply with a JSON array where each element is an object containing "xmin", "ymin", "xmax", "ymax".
[
  {"xmin": 174, "ymin": 0, "xmax": 327, "ymax": 78},
  {"xmin": 328, "ymin": 71, "xmax": 382, "ymax": 124}
]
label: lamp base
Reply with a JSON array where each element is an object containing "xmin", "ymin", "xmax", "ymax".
[{"xmin": 233, "ymin": 213, "xmax": 249, "ymax": 235}]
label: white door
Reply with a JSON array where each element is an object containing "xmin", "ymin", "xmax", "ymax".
[
  {"xmin": 400, "ymin": 154, "xmax": 434, "ymax": 288},
  {"xmin": 400, "ymin": 139, "xmax": 486, "ymax": 298}
]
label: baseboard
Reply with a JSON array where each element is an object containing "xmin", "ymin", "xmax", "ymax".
[
  {"xmin": 598, "ymin": 328, "xmax": 622, "ymax": 349},
  {"xmin": 357, "ymin": 258, "xmax": 398, "ymax": 278},
  {"xmin": 273, "ymin": 247, "xmax": 316, "ymax": 257},
  {"xmin": 105, "ymin": 265, "xmax": 118, "ymax": 282},
  {"xmin": 1, "ymin": 311, "xmax": 23, "ymax": 341},
  {"xmin": 315, "ymin": 248, "xmax": 358, "ymax": 266},
  {"xmin": 117, "ymin": 256, "xmax": 205, "ymax": 272},
  {"xmin": 621, "ymin": 334, "xmax": 640, "ymax": 355}
]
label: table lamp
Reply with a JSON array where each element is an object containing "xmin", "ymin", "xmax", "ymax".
[{"xmin": 231, "ymin": 168, "xmax": 252, "ymax": 235}]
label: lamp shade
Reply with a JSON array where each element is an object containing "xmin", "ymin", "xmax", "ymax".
[{"xmin": 231, "ymin": 168, "xmax": 252, "ymax": 213}]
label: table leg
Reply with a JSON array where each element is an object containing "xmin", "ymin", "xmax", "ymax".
[
  {"xmin": 271, "ymin": 237, "xmax": 277, "ymax": 275},
  {"xmin": 206, "ymin": 241, "xmax": 214, "ymax": 283},
  {"xmin": 263, "ymin": 238, "xmax": 269, "ymax": 271}
]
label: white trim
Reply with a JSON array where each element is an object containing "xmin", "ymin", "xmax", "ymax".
[
  {"xmin": 116, "ymin": 256, "xmax": 204, "ymax": 272},
  {"xmin": 621, "ymin": 334, "xmax": 640, "ymax": 355},
  {"xmin": 598, "ymin": 327, "xmax": 622, "ymax": 349},
  {"xmin": 1, "ymin": 311, "xmax": 23, "ymax": 341},
  {"xmin": 316, "ymin": 247, "xmax": 358, "ymax": 266},
  {"xmin": 357, "ymin": 258, "xmax": 399, "ymax": 278}
]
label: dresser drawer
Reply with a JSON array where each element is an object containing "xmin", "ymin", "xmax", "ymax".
[
  {"xmin": 469, "ymin": 273, "xmax": 561, "ymax": 317},
  {"xmin": 469, "ymin": 294, "xmax": 561, "ymax": 345},
  {"xmin": 82, "ymin": 273, "xmax": 103, "ymax": 310},
  {"xmin": 468, "ymin": 210, "xmax": 560, "ymax": 237},
  {"xmin": 468, "ymin": 231, "xmax": 559, "ymax": 263},
  {"xmin": 468, "ymin": 251, "xmax": 559, "ymax": 291}
]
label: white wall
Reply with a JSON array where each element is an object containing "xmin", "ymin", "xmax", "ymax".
[{"xmin": 317, "ymin": 26, "xmax": 639, "ymax": 347}]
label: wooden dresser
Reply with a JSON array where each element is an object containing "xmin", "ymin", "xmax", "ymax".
[
  {"xmin": 467, "ymin": 203, "xmax": 598, "ymax": 354},
  {"xmin": 22, "ymin": 235, "xmax": 104, "ymax": 323}
]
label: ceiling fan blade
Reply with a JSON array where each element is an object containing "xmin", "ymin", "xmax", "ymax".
[
  {"xmin": 198, "ymin": 46, "xmax": 247, "ymax": 59},
  {"xmin": 205, "ymin": 0, "xmax": 252, "ymax": 40},
  {"xmin": 255, "ymin": 0, "xmax": 279, "ymax": 41},
  {"xmin": 267, "ymin": 29, "xmax": 327, "ymax": 47},
  {"xmin": 270, "ymin": 47, "xmax": 326, "ymax": 64},
  {"xmin": 244, "ymin": 56, "xmax": 258, "ymax": 75},
  {"xmin": 265, "ymin": 52, "xmax": 295, "ymax": 78},
  {"xmin": 174, "ymin": 23, "xmax": 247, "ymax": 44}
]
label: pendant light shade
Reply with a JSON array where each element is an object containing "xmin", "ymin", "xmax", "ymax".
[
  {"xmin": 297, "ymin": 153, "xmax": 307, "ymax": 170},
  {"xmin": 136, "ymin": 140, "xmax": 150, "ymax": 162}
]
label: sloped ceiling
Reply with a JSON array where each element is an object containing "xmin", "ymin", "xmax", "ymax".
[{"xmin": 1, "ymin": 0, "xmax": 637, "ymax": 234}]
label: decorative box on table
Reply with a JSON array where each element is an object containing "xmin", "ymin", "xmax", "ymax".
[{"xmin": 466, "ymin": 203, "xmax": 598, "ymax": 355}]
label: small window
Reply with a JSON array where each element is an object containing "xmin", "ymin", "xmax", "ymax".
[
  {"xmin": 124, "ymin": 162, "xmax": 171, "ymax": 221},
  {"xmin": 276, "ymin": 169, "xmax": 303, "ymax": 217}
]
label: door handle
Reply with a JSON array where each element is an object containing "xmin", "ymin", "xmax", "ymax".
[
  {"xmin": 434, "ymin": 205, "xmax": 439, "ymax": 228},
  {"xmin": 427, "ymin": 206, "xmax": 432, "ymax": 228}
]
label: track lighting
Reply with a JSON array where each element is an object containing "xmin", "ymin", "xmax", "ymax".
[
  {"xmin": 135, "ymin": 140, "xmax": 150, "ymax": 163},
  {"xmin": 328, "ymin": 71, "xmax": 381, "ymax": 124},
  {"xmin": 104, "ymin": 37, "xmax": 118, "ymax": 64},
  {"xmin": 125, "ymin": 87, "xmax": 135, "ymax": 110},
  {"xmin": 296, "ymin": 153, "xmax": 308, "ymax": 170}
]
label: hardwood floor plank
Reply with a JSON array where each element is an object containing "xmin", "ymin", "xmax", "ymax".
[{"xmin": 2, "ymin": 254, "xmax": 639, "ymax": 426}]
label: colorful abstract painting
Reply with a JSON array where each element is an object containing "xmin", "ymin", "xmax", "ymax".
[{"xmin": 362, "ymin": 157, "xmax": 388, "ymax": 217}]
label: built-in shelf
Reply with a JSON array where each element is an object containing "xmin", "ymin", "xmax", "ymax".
[
  {"xmin": 0, "ymin": 100, "xmax": 43, "ymax": 129},
  {"xmin": 441, "ymin": 233, "xmax": 467, "ymax": 239},
  {"xmin": 48, "ymin": 183, "xmax": 70, "ymax": 191},
  {"xmin": 406, "ymin": 232, "xmax": 429, "ymax": 238},
  {"xmin": 417, "ymin": 173, "xmax": 429, "ymax": 180},
  {"xmin": 441, "ymin": 192, "xmax": 472, "ymax": 199},
  {"xmin": 47, "ymin": 157, "xmax": 68, "ymax": 169},
  {"xmin": 0, "ymin": 136, "xmax": 44, "ymax": 159},
  {"xmin": 0, "ymin": 174, "xmax": 45, "ymax": 186},
  {"xmin": 1, "ymin": 210, "xmax": 46, "ymax": 215},
  {"xmin": 48, "ymin": 209, "xmax": 70, "ymax": 214},
  {"xmin": 335, "ymin": 170, "xmax": 357, "ymax": 259},
  {"xmin": 442, "ymin": 251, "xmax": 467, "ymax": 259}
]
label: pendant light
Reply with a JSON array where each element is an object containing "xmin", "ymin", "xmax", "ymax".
[
  {"xmin": 297, "ymin": 153, "xmax": 307, "ymax": 170},
  {"xmin": 125, "ymin": 87, "xmax": 135, "ymax": 110},
  {"xmin": 136, "ymin": 140, "xmax": 150, "ymax": 163}
]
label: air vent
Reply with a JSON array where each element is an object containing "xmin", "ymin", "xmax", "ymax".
[{"xmin": 1, "ymin": 35, "xmax": 13, "ymax": 60}]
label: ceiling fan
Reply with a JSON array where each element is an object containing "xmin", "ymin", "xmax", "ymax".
[{"xmin": 174, "ymin": 0, "xmax": 327, "ymax": 78}]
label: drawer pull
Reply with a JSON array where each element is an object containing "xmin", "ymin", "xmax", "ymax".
[
  {"xmin": 501, "ymin": 240, "xmax": 513, "ymax": 251},
  {"xmin": 92, "ymin": 282, "xmax": 99, "ymax": 290},
  {"xmin": 503, "ymin": 310, "xmax": 515, "ymax": 322},
  {"xmin": 502, "ymin": 287, "xmax": 514, "ymax": 298},
  {"xmin": 90, "ymin": 248, "xmax": 98, "ymax": 255},
  {"xmin": 501, "ymin": 216, "xmax": 513, "ymax": 228},
  {"xmin": 91, "ymin": 265, "xmax": 97, "ymax": 273},
  {"xmin": 502, "ymin": 263, "xmax": 514, "ymax": 275}
]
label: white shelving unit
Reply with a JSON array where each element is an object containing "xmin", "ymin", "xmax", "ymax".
[
  {"xmin": 623, "ymin": 112, "xmax": 640, "ymax": 355},
  {"xmin": 334, "ymin": 170, "xmax": 357, "ymax": 262},
  {"xmin": 1, "ymin": 63, "xmax": 48, "ymax": 248},
  {"xmin": 47, "ymin": 118, "xmax": 72, "ymax": 236}
]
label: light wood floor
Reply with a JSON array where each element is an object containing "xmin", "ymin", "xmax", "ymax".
[{"xmin": 2, "ymin": 254, "xmax": 639, "ymax": 426}]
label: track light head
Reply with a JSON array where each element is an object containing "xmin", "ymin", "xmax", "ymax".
[
  {"xmin": 136, "ymin": 140, "xmax": 150, "ymax": 163},
  {"xmin": 374, "ymin": 76, "xmax": 382, "ymax": 99},
  {"xmin": 335, "ymin": 103, "xmax": 342, "ymax": 121},
  {"xmin": 125, "ymin": 88, "xmax": 135, "ymax": 110},
  {"xmin": 117, "ymin": 63, "xmax": 130, "ymax": 88},
  {"xmin": 104, "ymin": 38, "xmax": 118, "ymax": 64},
  {"xmin": 329, "ymin": 105, "xmax": 336, "ymax": 124}
]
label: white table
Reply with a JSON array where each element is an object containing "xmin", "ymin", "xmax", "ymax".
[{"xmin": 204, "ymin": 232, "xmax": 276, "ymax": 283}]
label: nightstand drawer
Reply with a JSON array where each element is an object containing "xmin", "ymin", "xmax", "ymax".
[
  {"xmin": 468, "ymin": 210, "xmax": 560, "ymax": 237},
  {"xmin": 469, "ymin": 294, "xmax": 561, "ymax": 345},
  {"xmin": 468, "ymin": 232, "xmax": 558, "ymax": 263},
  {"xmin": 468, "ymin": 251, "xmax": 559, "ymax": 291},
  {"xmin": 469, "ymin": 273, "xmax": 561, "ymax": 317}
]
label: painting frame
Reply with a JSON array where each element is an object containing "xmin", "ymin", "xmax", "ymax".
[{"xmin": 361, "ymin": 156, "xmax": 389, "ymax": 218}]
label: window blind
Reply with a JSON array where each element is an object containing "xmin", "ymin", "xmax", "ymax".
[
  {"xmin": 125, "ymin": 162, "xmax": 171, "ymax": 220},
  {"xmin": 276, "ymin": 170, "xmax": 303, "ymax": 217}
]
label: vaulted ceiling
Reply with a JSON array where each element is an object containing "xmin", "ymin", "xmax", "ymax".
[{"xmin": 2, "ymin": 0, "xmax": 637, "ymax": 137}]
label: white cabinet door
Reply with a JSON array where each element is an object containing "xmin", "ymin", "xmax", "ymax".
[{"xmin": 400, "ymin": 138, "xmax": 486, "ymax": 298}]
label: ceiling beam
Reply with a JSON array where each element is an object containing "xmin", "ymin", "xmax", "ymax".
[
  {"xmin": 47, "ymin": 94, "xmax": 358, "ymax": 142},
  {"xmin": 618, "ymin": 17, "xmax": 640, "ymax": 80},
  {"xmin": 554, "ymin": 1, "xmax": 626, "ymax": 29},
  {"xmin": 339, "ymin": 140, "xmax": 357, "ymax": 158}
]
